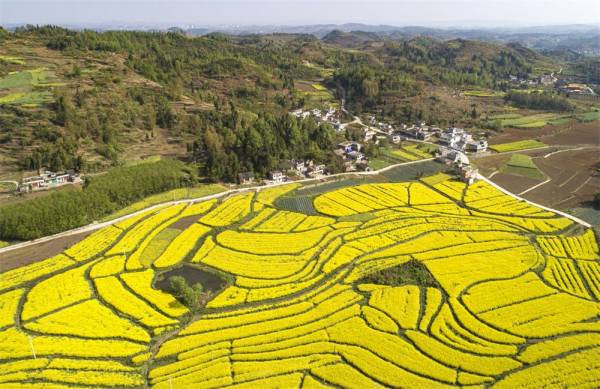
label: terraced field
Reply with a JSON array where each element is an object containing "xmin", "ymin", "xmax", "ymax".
[{"xmin": 1, "ymin": 175, "xmax": 599, "ymax": 388}]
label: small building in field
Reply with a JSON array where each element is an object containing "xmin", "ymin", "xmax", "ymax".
[
  {"xmin": 466, "ymin": 140, "xmax": 488, "ymax": 152},
  {"xmin": 459, "ymin": 165, "xmax": 479, "ymax": 185},
  {"xmin": 292, "ymin": 159, "xmax": 310, "ymax": 175},
  {"xmin": 307, "ymin": 164, "xmax": 326, "ymax": 178},
  {"xmin": 338, "ymin": 141, "xmax": 362, "ymax": 153},
  {"xmin": 347, "ymin": 151, "xmax": 366, "ymax": 162},
  {"xmin": 269, "ymin": 171, "xmax": 286, "ymax": 184}
]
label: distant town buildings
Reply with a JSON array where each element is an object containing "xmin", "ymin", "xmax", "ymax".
[{"xmin": 291, "ymin": 107, "xmax": 341, "ymax": 130}]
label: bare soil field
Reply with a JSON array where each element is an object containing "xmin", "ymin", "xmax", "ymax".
[
  {"xmin": 0, "ymin": 230, "xmax": 92, "ymax": 272},
  {"xmin": 487, "ymin": 121, "xmax": 599, "ymax": 146},
  {"xmin": 472, "ymin": 147, "xmax": 552, "ymax": 176},
  {"xmin": 544, "ymin": 121, "xmax": 600, "ymax": 146},
  {"xmin": 524, "ymin": 148, "xmax": 600, "ymax": 208},
  {"xmin": 491, "ymin": 172, "xmax": 542, "ymax": 194},
  {"xmin": 169, "ymin": 214, "xmax": 200, "ymax": 230},
  {"xmin": 475, "ymin": 145, "xmax": 600, "ymax": 210}
]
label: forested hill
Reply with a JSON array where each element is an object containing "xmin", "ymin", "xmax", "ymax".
[{"xmin": 0, "ymin": 26, "xmax": 552, "ymax": 182}]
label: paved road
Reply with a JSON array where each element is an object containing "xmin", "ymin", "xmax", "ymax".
[
  {"xmin": 2, "ymin": 140, "xmax": 595, "ymax": 257},
  {"xmin": 0, "ymin": 158, "xmax": 434, "ymax": 256}
]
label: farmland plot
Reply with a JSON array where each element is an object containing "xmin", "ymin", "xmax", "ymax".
[{"xmin": 1, "ymin": 178, "xmax": 599, "ymax": 388}]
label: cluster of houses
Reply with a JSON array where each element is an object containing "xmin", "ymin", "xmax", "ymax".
[
  {"xmin": 438, "ymin": 127, "xmax": 488, "ymax": 152},
  {"xmin": 508, "ymin": 74, "xmax": 559, "ymax": 87},
  {"xmin": 396, "ymin": 122, "xmax": 438, "ymax": 142},
  {"xmin": 508, "ymin": 74, "xmax": 596, "ymax": 97},
  {"xmin": 238, "ymin": 160, "xmax": 328, "ymax": 185},
  {"xmin": 384, "ymin": 121, "xmax": 488, "ymax": 154},
  {"xmin": 335, "ymin": 141, "xmax": 371, "ymax": 172},
  {"xmin": 18, "ymin": 170, "xmax": 81, "ymax": 193},
  {"xmin": 508, "ymin": 75, "xmax": 539, "ymax": 86},
  {"xmin": 291, "ymin": 107, "xmax": 342, "ymax": 131}
]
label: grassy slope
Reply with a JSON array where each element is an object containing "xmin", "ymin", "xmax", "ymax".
[{"xmin": 500, "ymin": 154, "xmax": 545, "ymax": 180}]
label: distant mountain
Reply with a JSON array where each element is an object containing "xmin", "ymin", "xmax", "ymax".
[
  {"xmin": 321, "ymin": 30, "xmax": 381, "ymax": 48},
  {"xmin": 177, "ymin": 23, "xmax": 600, "ymax": 56},
  {"xmin": 5, "ymin": 22, "xmax": 599, "ymax": 55}
]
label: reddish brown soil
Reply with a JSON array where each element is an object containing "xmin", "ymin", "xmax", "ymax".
[
  {"xmin": 0, "ymin": 230, "xmax": 92, "ymax": 272},
  {"xmin": 488, "ymin": 122, "xmax": 600, "ymax": 146},
  {"xmin": 544, "ymin": 121, "xmax": 600, "ymax": 146}
]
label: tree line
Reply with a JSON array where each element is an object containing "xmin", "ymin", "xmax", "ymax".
[
  {"xmin": 505, "ymin": 90, "xmax": 573, "ymax": 111},
  {"xmin": 0, "ymin": 159, "xmax": 192, "ymax": 240},
  {"xmin": 190, "ymin": 104, "xmax": 341, "ymax": 182}
]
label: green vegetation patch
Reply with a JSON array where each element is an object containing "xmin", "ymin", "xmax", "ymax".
[
  {"xmin": 403, "ymin": 144, "xmax": 435, "ymax": 159},
  {"xmin": 489, "ymin": 113, "xmax": 568, "ymax": 129},
  {"xmin": 277, "ymin": 177, "xmax": 384, "ymax": 215},
  {"xmin": 464, "ymin": 89, "xmax": 504, "ymax": 97},
  {"xmin": 368, "ymin": 158, "xmax": 392, "ymax": 170},
  {"xmin": 358, "ymin": 259, "xmax": 440, "ymax": 288},
  {"xmin": 490, "ymin": 113, "xmax": 522, "ymax": 120},
  {"xmin": 274, "ymin": 195, "xmax": 318, "ymax": 215},
  {"xmin": 0, "ymin": 159, "xmax": 194, "ymax": 241},
  {"xmin": 0, "ymin": 91, "xmax": 53, "ymax": 105},
  {"xmin": 391, "ymin": 149, "xmax": 420, "ymax": 161},
  {"xmin": 500, "ymin": 154, "xmax": 545, "ymax": 180},
  {"xmin": 577, "ymin": 110, "xmax": 600, "ymax": 122},
  {"xmin": 0, "ymin": 182, "xmax": 18, "ymax": 194},
  {"xmin": 0, "ymin": 56, "xmax": 26, "ymax": 65},
  {"xmin": 139, "ymin": 228, "xmax": 181, "ymax": 267},
  {"xmin": 490, "ymin": 139, "xmax": 547, "ymax": 153},
  {"xmin": 381, "ymin": 147, "xmax": 427, "ymax": 163},
  {"xmin": 311, "ymin": 83, "xmax": 327, "ymax": 91},
  {"xmin": 0, "ymin": 68, "xmax": 48, "ymax": 90},
  {"xmin": 382, "ymin": 161, "xmax": 446, "ymax": 182},
  {"xmin": 339, "ymin": 213, "xmax": 376, "ymax": 222},
  {"xmin": 547, "ymin": 117, "xmax": 572, "ymax": 126}
]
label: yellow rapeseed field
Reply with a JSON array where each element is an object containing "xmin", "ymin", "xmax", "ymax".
[{"xmin": 1, "ymin": 179, "xmax": 598, "ymax": 388}]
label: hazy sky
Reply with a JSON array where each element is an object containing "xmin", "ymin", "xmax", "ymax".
[{"xmin": 1, "ymin": 0, "xmax": 599, "ymax": 27}]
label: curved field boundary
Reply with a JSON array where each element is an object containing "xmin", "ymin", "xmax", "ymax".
[{"xmin": 0, "ymin": 157, "xmax": 588, "ymax": 257}]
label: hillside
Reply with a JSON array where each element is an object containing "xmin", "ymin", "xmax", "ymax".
[
  {"xmin": 0, "ymin": 26, "xmax": 570, "ymax": 185},
  {"xmin": 321, "ymin": 30, "xmax": 381, "ymax": 48}
]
